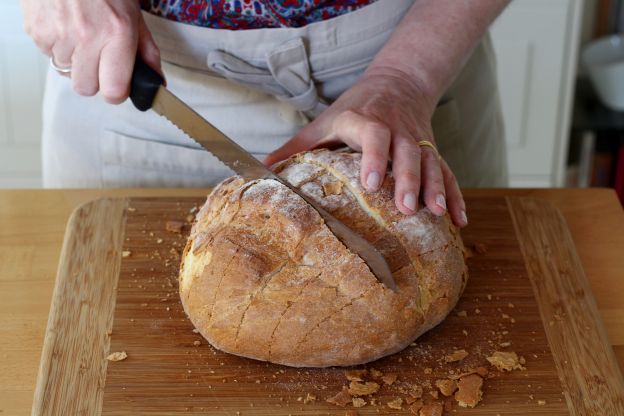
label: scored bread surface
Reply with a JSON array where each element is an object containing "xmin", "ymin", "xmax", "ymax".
[{"xmin": 179, "ymin": 149, "xmax": 468, "ymax": 367}]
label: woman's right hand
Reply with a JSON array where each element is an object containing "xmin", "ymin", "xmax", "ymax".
[{"xmin": 21, "ymin": 0, "xmax": 162, "ymax": 103}]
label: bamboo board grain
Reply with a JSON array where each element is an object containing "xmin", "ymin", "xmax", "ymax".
[{"xmin": 32, "ymin": 196, "xmax": 624, "ymax": 415}]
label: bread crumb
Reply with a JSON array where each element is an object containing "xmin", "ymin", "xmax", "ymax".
[
  {"xmin": 408, "ymin": 400, "xmax": 423, "ymax": 414},
  {"xmin": 122, "ymin": 251, "xmax": 131, "ymax": 258},
  {"xmin": 486, "ymin": 351, "xmax": 526, "ymax": 371},
  {"xmin": 192, "ymin": 328, "xmax": 200, "ymax": 333},
  {"xmin": 473, "ymin": 243, "xmax": 487, "ymax": 254},
  {"xmin": 475, "ymin": 308, "xmax": 481, "ymax": 314},
  {"xmin": 462, "ymin": 329, "xmax": 468, "ymax": 336},
  {"xmin": 409, "ymin": 384, "xmax": 424, "ymax": 399},
  {"xmin": 452, "ymin": 366, "xmax": 489, "ymax": 380},
  {"xmin": 322, "ymin": 181, "xmax": 343, "ymax": 196},
  {"xmin": 345, "ymin": 369, "xmax": 368, "ymax": 381},
  {"xmin": 348, "ymin": 381, "xmax": 380, "ymax": 396},
  {"xmin": 193, "ymin": 341, "xmax": 201, "ymax": 346},
  {"xmin": 165, "ymin": 220, "xmax": 184, "ymax": 233},
  {"xmin": 186, "ymin": 214, "xmax": 195, "ymax": 223},
  {"xmin": 303, "ymin": 393, "xmax": 316, "ymax": 404},
  {"xmin": 445, "ymin": 349, "xmax": 469, "ymax": 363},
  {"xmin": 369, "ymin": 368, "xmax": 383, "ymax": 379},
  {"xmin": 487, "ymin": 294, "xmax": 492, "ymax": 300},
  {"xmin": 423, "ymin": 367, "xmax": 433, "ymax": 375},
  {"xmin": 436, "ymin": 379, "xmax": 458, "ymax": 396},
  {"xmin": 352, "ymin": 398, "xmax": 366, "ymax": 408},
  {"xmin": 454, "ymin": 374, "xmax": 483, "ymax": 408},
  {"xmin": 326, "ymin": 388, "xmax": 352, "ymax": 407},
  {"xmin": 419, "ymin": 402, "xmax": 443, "ymax": 416},
  {"xmin": 456, "ymin": 310, "xmax": 467, "ymax": 317},
  {"xmin": 381, "ymin": 373, "xmax": 398, "ymax": 385},
  {"xmin": 387, "ymin": 398, "xmax": 403, "ymax": 410},
  {"xmin": 499, "ymin": 341, "xmax": 511, "ymax": 348},
  {"xmin": 538, "ymin": 400, "xmax": 546, "ymax": 405},
  {"xmin": 106, "ymin": 351, "xmax": 127, "ymax": 362},
  {"xmin": 156, "ymin": 238, "xmax": 163, "ymax": 244}
]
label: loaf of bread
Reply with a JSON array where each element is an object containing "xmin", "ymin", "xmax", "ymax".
[{"xmin": 179, "ymin": 149, "xmax": 468, "ymax": 367}]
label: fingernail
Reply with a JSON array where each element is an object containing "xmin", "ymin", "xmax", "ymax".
[
  {"xmin": 460, "ymin": 210, "xmax": 468, "ymax": 225},
  {"xmin": 366, "ymin": 171, "xmax": 381, "ymax": 191},
  {"xmin": 435, "ymin": 194, "xmax": 447, "ymax": 211},
  {"xmin": 403, "ymin": 193, "xmax": 417, "ymax": 211}
]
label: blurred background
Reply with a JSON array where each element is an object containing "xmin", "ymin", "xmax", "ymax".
[{"xmin": 0, "ymin": 0, "xmax": 623, "ymax": 204}]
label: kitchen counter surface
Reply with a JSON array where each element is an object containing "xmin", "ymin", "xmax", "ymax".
[{"xmin": 0, "ymin": 188, "xmax": 622, "ymax": 414}]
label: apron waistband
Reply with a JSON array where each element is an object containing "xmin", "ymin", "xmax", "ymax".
[
  {"xmin": 207, "ymin": 38, "xmax": 328, "ymax": 117},
  {"xmin": 143, "ymin": 0, "xmax": 414, "ymax": 115}
]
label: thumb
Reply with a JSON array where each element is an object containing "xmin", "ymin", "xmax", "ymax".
[{"xmin": 264, "ymin": 125, "xmax": 321, "ymax": 166}]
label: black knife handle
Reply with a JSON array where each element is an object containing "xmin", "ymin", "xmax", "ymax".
[{"xmin": 130, "ymin": 56, "xmax": 164, "ymax": 112}]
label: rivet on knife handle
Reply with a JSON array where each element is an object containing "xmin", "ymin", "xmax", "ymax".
[{"xmin": 130, "ymin": 56, "xmax": 164, "ymax": 112}]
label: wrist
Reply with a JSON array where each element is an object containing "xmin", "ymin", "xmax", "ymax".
[{"xmin": 360, "ymin": 64, "xmax": 440, "ymax": 112}]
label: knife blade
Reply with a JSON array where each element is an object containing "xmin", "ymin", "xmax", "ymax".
[{"xmin": 129, "ymin": 57, "xmax": 396, "ymax": 292}]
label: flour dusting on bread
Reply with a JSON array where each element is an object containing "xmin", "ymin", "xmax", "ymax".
[{"xmin": 179, "ymin": 149, "xmax": 467, "ymax": 367}]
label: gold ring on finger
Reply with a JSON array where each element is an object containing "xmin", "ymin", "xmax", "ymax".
[{"xmin": 416, "ymin": 140, "xmax": 441, "ymax": 161}]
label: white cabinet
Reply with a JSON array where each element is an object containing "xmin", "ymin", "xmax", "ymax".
[{"xmin": 490, "ymin": 0, "xmax": 583, "ymax": 187}]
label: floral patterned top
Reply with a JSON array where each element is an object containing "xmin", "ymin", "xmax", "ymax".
[{"xmin": 142, "ymin": 0, "xmax": 378, "ymax": 30}]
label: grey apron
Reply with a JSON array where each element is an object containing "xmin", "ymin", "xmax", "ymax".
[{"xmin": 41, "ymin": 0, "xmax": 507, "ymax": 188}]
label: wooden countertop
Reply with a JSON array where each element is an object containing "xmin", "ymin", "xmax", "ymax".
[{"xmin": 0, "ymin": 188, "xmax": 622, "ymax": 415}]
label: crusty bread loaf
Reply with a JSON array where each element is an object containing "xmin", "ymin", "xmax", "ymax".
[{"xmin": 179, "ymin": 149, "xmax": 468, "ymax": 367}]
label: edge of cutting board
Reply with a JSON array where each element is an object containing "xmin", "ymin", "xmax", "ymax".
[
  {"xmin": 31, "ymin": 197, "xmax": 129, "ymax": 416},
  {"xmin": 506, "ymin": 196, "xmax": 624, "ymax": 414},
  {"xmin": 31, "ymin": 196, "xmax": 624, "ymax": 415}
]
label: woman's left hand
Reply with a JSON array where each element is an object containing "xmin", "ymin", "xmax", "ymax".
[{"xmin": 264, "ymin": 68, "xmax": 467, "ymax": 227}]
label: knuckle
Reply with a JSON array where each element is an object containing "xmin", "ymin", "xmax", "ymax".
[
  {"xmin": 427, "ymin": 177, "xmax": 444, "ymax": 191},
  {"xmin": 360, "ymin": 120, "xmax": 389, "ymax": 141},
  {"xmin": 395, "ymin": 137, "xmax": 419, "ymax": 153},
  {"xmin": 396, "ymin": 169, "xmax": 420, "ymax": 185},
  {"xmin": 106, "ymin": 13, "xmax": 134, "ymax": 37}
]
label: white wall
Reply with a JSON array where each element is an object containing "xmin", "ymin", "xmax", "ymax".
[
  {"xmin": 578, "ymin": 0, "xmax": 597, "ymax": 74},
  {"xmin": 0, "ymin": 1, "xmax": 47, "ymax": 187}
]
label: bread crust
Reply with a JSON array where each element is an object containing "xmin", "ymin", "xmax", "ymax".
[{"xmin": 179, "ymin": 149, "xmax": 468, "ymax": 367}]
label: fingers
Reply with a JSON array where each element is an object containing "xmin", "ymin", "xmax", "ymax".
[
  {"xmin": 71, "ymin": 45, "xmax": 100, "ymax": 95},
  {"xmin": 391, "ymin": 135, "xmax": 421, "ymax": 215},
  {"xmin": 420, "ymin": 146, "xmax": 447, "ymax": 217},
  {"xmin": 137, "ymin": 18, "xmax": 163, "ymax": 80},
  {"xmin": 23, "ymin": 0, "xmax": 147, "ymax": 103},
  {"xmin": 440, "ymin": 159, "xmax": 468, "ymax": 227},
  {"xmin": 333, "ymin": 111, "xmax": 391, "ymax": 192},
  {"xmin": 99, "ymin": 33, "xmax": 138, "ymax": 104}
]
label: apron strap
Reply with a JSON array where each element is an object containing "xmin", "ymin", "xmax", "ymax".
[{"xmin": 207, "ymin": 38, "xmax": 328, "ymax": 118}]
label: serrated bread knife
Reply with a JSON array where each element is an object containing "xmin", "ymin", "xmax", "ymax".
[{"xmin": 129, "ymin": 57, "xmax": 396, "ymax": 292}]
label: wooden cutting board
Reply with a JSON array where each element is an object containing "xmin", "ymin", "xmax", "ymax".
[{"xmin": 32, "ymin": 195, "xmax": 624, "ymax": 415}]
